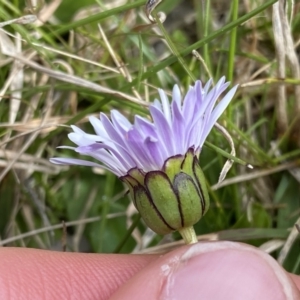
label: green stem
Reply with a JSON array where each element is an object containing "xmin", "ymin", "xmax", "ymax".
[
  {"xmin": 155, "ymin": 14, "xmax": 196, "ymax": 81},
  {"xmin": 227, "ymin": 0, "xmax": 239, "ymax": 84},
  {"xmin": 114, "ymin": 214, "xmax": 142, "ymax": 253},
  {"xmin": 98, "ymin": 173, "xmax": 116, "ymax": 252},
  {"xmin": 50, "ymin": 0, "xmax": 145, "ymax": 36},
  {"xmin": 178, "ymin": 226, "xmax": 198, "ymax": 244},
  {"xmin": 203, "ymin": 0, "xmax": 212, "ymax": 73}
]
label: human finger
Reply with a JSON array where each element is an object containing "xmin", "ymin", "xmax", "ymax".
[
  {"xmin": 110, "ymin": 241, "xmax": 300, "ymax": 300},
  {"xmin": 0, "ymin": 247, "xmax": 156, "ymax": 300}
]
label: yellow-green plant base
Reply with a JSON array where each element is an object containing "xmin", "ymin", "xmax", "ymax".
[{"xmin": 178, "ymin": 226, "xmax": 198, "ymax": 245}]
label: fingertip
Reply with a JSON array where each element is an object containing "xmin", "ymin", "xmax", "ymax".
[
  {"xmin": 110, "ymin": 241, "xmax": 300, "ymax": 300},
  {"xmin": 289, "ymin": 273, "xmax": 300, "ymax": 291}
]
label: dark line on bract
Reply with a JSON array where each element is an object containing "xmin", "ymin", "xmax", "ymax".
[
  {"xmin": 178, "ymin": 192, "xmax": 184, "ymax": 228},
  {"xmin": 193, "ymin": 159, "xmax": 205, "ymax": 215},
  {"xmin": 174, "ymin": 173, "xmax": 192, "ymax": 228},
  {"xmin": 197, "ymin": 181, "xmax": 205, "ymax": 216},
  {"xmin": 143, "ymin": 187, "xmax": 175, "ymax": 231}
]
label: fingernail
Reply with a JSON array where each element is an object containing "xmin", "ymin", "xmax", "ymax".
[{"xmin": 160, "ymin": 241, "xmax": 298, "ymax": 300}]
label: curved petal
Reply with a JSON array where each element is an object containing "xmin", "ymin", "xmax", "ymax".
[
  {"xmin": 50, "ymin": 158, "xmax": 103, "ymax": 168},
  {"xmin": 149, "ymin": 105, "xmax": 174, "ymax": 156},
  {"xmin": 111, "ymin": 110, "xmax": 133, "ymax": 132},
  {"xmin": 171, "ymin": 98, "xmax": 186, "ymax": 154},
  {"xmin": 202, "ymin": 84, "xmax": 238, "ymax": 144},
  {"xmin": 172, "ymin": 84, "xmax": 182, "ymax": 108},
  {"xmin": 158, "ymin": 89, "xmax": 171, "ymax": 125},
  {"xmin": 51, "ymin": 77, "xmax": 237, "ymax": 176},
  {"xmin": 203, "ymin": 78, "xmax": 213, "ymax": 95},
  {"xmin": 89, "ymin": 116, "xmax": 109, "ymax": 138},
  {"xmin": 134, "ymin": 116, "xmax": 157, "ymax": 140},
  {"xmin": 68, "ymin": 132, "xmax": 99, "ymax": 146},
  {"xmin": 126, "ymin": 128, "xmax": 158, "ymax": 169}
]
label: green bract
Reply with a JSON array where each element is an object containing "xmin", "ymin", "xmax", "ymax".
[{"xmin": 121, "ymin": 148, "xmax": 209, "ymax": 235}]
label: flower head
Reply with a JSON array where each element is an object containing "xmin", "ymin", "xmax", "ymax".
[
  {"xmin": 51, "ymin": 77, "xmax": 237, "ymax": 176},
  {"xmin": 51, "ymin": 77, "xmax": 237, "ymax": 240}
]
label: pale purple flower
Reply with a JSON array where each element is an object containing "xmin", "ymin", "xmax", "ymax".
[{"xmin": 50, "ymin": 77, "xmax": 237, "ymax": 177}]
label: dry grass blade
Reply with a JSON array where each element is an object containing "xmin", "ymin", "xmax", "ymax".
[
  {"xmin": 272, "ymin": 1, "xmax": 288, "ymax": 133},
  {"xmin": 277, "ymin": 217, "xmax": 300, "ymax": 265},
  {"xmin": 0, "ymin": 31, "xmax": 17, "ymax": 101},
  {"xmin": 259, "ymin": 239, "xmax": 285, "ymax": 254},
  {"xmin": 0, "ymin": 123, "xmax": 69, "ymax": 146},
  {"xmin": 9, "ymin": 34, "xmax": 23, "ymax": 124},
  {"xmin": 0, "ymin": 131, "xmax": 40, "ymax": 181},
  {"xmin": 0, "ymin": 51, "xmax": 147, "ymax": 106},
  {"xmin": 240, "ymin": 78, "xmax": 300, "ymax": 88},
  {"xmin": 272, "ymin": 0, "xmax": 300, "ymax": 141},
  {"xmin": 34, "ymin": 0, "xmax": 62, "ymax": 26},
  {"xmin": 0, "ymin": 149, "xmax": 65, "ymax": 174},
  {"xmin": 0, "ymin": 15, "xmax": 37, "ymax": 27},
  {"xmin": 0, "ymin": 86, "xmax": 55, "ymax": 182},
  {"xmin": 0, "ymin": 212, "xmax": 125, "ymax": 246},
  {"xmin": 136, "ymin": 232, "xmax": 218, "ymax": 254},
  {"xmin": 214, "ymin": 122, "xmax": 236, "ymax": 184},
  {"xmin": 97, "ymin": 24, "xmax": 142, "ymax": 100},
  {"xmin": 278, "ymin": 3, "xmax": 300, "ymax": 145},
  {"xmin": 212, "ymin": 161, "xmax": 300, "ymax": 190}
]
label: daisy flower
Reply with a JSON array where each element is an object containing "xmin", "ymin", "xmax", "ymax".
[{"xmin": 51, "ymin": 77, "xmax": 237, "ymax": 244}]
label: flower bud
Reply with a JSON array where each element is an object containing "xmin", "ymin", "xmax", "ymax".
[{"xmin": 121, "ymin": 148, "xmax": 210, "ymax": 235}]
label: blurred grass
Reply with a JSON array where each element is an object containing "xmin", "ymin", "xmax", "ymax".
[{"xmin": 0, "ymin": 0, "xmax": 300, "ymax": 274}]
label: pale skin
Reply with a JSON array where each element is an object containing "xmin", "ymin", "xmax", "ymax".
[{"xmin": 0, "ymin": 241, "xmax": 300, "ymax": 299}]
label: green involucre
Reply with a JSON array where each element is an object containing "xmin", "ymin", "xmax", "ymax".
[{"xmin": 122, "ymin": 148, "xmax": 210, "ymax": 235}]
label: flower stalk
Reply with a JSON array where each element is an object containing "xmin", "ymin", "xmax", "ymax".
[{"xmin": 179, "ymin": 226, "xmax": 198, "ymax": 244}]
